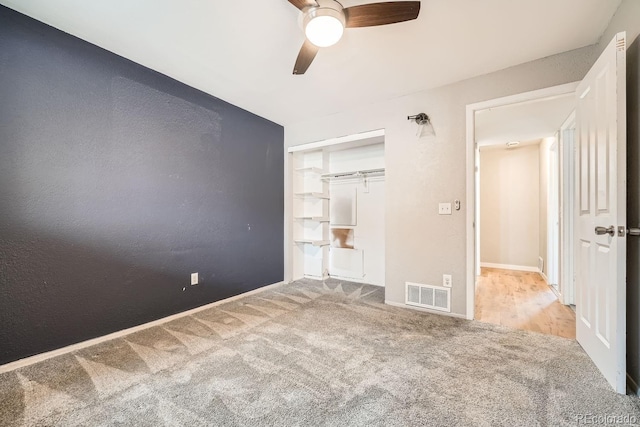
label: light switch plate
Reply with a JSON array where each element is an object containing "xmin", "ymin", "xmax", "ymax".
[
  {"xmin": 438, "ymin": 203, "xmax": 452, "ymax": 215},
  {"xmin": 191, "ymin": 272, "xmax": 198, "ymax": 285}
]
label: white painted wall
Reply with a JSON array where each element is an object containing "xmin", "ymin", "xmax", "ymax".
[
  {"xmin": 480, "ymin": 144, "xmax": 540, "ymax": 269},
  {"xmin": 329, "ymin": 144, "xmax": 385, "ymax": 286},
  {"xmin": 284, "ymin": 1, "xmax": 640, "ymax": 316},
  {"xmin": 597, "ymin": 0, "xmax": 640, "ymax": 57},
  {"xmin": 329, "ymin": 143, "xmax": 385, "ymax": 173},
  {"xmin": 283, "ymin": 40, "xmax": 609, "ymax": 316},
  {"xmin": 284, "ymin": 45, "xmax": 600, "ymax": 316}
]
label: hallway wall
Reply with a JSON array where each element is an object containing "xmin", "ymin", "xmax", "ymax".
[{"xmin": 480, "ymin": 144, "xmax": 540, "ymax": 269}]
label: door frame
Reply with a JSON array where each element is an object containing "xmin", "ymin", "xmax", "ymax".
[
  {"xmin": 548, "ymin": 139, "xmax": 560, "ymax": 288},
  {"xmin": 559, "ymin": 111, "xmax": 576, "ymax": 305},
  {"xmin": 465, "ymin": 82, "xmax": 579, "ymax": 319}
]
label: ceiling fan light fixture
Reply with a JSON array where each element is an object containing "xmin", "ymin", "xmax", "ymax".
[
  {"xmin": 290, "ymin": 0, "xmax": 421, "ymax": 74},
  {"xmin": 304, "ymin": 8, "xmax": 345, "ymax": 47}
]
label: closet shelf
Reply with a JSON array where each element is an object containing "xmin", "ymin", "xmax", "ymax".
[
  {"xmin": 320, "ymin": 168, "xmax": 385, "ymax": 181},
  {"xmin": 295, "ymin": 166, "xmax": 324, "ymax": 174},
  {"xmin": 294, "ymin": 239, "xmax": 330, "ymax": 247},
  {"xmin": 294, "ymin": 192, "xmax": 329, "ymax": 199},
  {"xmin": 294, "ymin": 216, "xmax": 330, "ymax": 222}
]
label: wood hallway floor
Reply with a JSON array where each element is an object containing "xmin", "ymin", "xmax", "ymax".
[{"xmin": 475, "ymin": 267, "xmax": 576, "ymax": 339}]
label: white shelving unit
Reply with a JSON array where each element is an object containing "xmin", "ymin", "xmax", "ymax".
[
  {"xmin": 294, "ymin": 216, "xmax": 330, "ymax": 222},
  {"xmin": 293, "ymin": 239, "xmax": 330, "ymax": 247},
  {"xmin": 292, "ymin": 150, "xmax": 330, "ymax": 280},
  {"xmin": 295, "ymin": 166, "xmax": 324, "ymax": 174},
  {"xmin": 294, "ymin": 192, "xmax": 330, "ymax": 199},
  {"xmin": 289, "ymin": 133, "xmax": 386, "ymax": 286}
]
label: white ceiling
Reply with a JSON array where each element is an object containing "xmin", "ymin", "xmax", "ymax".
[
  {"xmin": 0, "ymin": 0, "xmax": 620, "ymax": 126},
  {"xmin": 475, "ymin": 94, "xmax": 576, "ymax": 147}
]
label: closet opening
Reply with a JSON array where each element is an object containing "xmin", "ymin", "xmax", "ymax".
[{"xmin": 288, "ymin": 130, "xmax": 385, "ymax": 287}]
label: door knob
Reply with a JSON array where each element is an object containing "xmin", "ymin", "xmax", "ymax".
[{"xmin": 595, "ymin": 226, "xmax": 615, "ymax": 236}]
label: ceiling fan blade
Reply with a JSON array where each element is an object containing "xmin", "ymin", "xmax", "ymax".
[
  {"xmin": 287, "ymin": 0, "xmax": 318, "ymax": 11},
  {"xmin": 344, "ymin": 1, "xmax": 421, "ymax": 28},
  {"xmin": 293, "ymin": 40, "xmax": 319, "ymax": 75}
]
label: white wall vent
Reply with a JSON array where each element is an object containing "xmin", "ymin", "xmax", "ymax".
[{"xmin": 405, "ymin": 282, "xmax": 450, "ymax": 312}]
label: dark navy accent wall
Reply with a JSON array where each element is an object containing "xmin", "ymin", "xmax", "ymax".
[{"xmin": 0, "ymin": 6, "xmax": 284, "ymax": 365}]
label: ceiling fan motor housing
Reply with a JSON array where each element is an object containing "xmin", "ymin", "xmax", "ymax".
[
  {"xmin": 290, "ymin": 0, "xmax": 421, "ymax": 74},
  {"xmin": 314, "ymin": 0, "xmax": 344, "ymax": 11},
  {"xmin": 303, "ymin": 7, "xmax": 346, "ymax": 28},
  {"xmin": 300, "ymin": 0, "xmax": 345, "ymax": 28},
  {"xmin": 303, "ymin": 1, "xmax": 346, "ymax": 47}
]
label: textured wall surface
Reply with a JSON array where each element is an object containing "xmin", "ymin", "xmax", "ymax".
[
  {"xmin": 0, "ymin": 6, "xmax": 284, "ymax": 365},
  {"xmin": 285, "ymin": 45, "xmax": 600, "ymax": 316}
]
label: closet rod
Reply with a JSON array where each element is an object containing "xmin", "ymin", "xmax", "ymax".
[{"xmin": 320, "ymin": 168, "xmax": 385, "ymax": 181}]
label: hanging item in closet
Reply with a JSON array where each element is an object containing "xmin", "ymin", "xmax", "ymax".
[
  {"xmin": 330, "ymin": 186, "xmax": 357, "ymax": 225},
  {"xmin": 331, "ymin": 228, "xmax": 354, "ymax": 249}
]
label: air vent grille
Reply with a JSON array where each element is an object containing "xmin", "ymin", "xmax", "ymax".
[
  {"xmin": 421, "ymin": 286, "xmax": 434, "ymax": 306},
  {"xmin": 405, "ymin": 282, "xmax": 450, "ymax": 312},
  {"xmin": 407, "ymin": 284, "xmax": 420, "ymax": 305},
  {"xmin": 434, "ymin": 289, "xmax": 448, "ymax": 309}
]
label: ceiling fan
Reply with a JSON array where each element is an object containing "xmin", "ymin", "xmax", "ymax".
[{"xmin": 288, "ymin": 0, "xmax": 421, "ymax": 75}]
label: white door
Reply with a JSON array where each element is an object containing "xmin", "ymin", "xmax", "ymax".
[{"xmin": 575, "ymin": 32, "xmax": 627, "ymax": 393}]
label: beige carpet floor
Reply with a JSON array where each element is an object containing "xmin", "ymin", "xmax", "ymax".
[{"xmin": 0, "ymin": 278, "xmax": 639, "ymax": 426}]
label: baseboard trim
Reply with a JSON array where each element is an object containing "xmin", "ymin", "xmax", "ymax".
[
  {"xmin": 539, "ymin": 271, "xmax": 549, "ymax": 284},
  {"xmin": 480, "ymin": 262, "xmax": 539, "ymax": 272},
  {"xmin": 549, "ymin": 284, "xmax": 563, "ymax": 302},
  {"xmin": 627, "ymin": 373, "xmax": 640, "ymax": 396},
  {"xmin": 385, "ymin": 300, "xmax": 467, "ymax": 319},
  {"xmin": 0, "ymin": 280, "xmax": 287, "ymax": 374}
]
